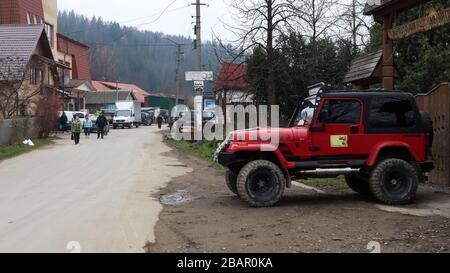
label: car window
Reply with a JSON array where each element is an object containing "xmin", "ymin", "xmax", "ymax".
[
  {"xmin": 319, "ymin": 99, "xmax": 361, "ymax": 124},
  {"xmin": 369, "ymin": 97, "xmax": 415, "ymax": 128}
]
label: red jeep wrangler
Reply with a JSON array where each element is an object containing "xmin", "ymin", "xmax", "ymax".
[{"xmin": 214, "ymin": 88, "xmax": 434, "ymax": 207}]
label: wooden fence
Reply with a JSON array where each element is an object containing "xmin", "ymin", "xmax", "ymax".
[{"xmin": 416, "ymin": 83, "xmax": 450, "ymax": 188}]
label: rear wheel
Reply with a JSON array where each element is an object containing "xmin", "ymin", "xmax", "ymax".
[
  {"xmin": 225, "ymin": 170, "xmax": 238, "ymax": 195},
  {"xmin": 345, "ymin": 174, "xmax": 371, "ymax": 196},
  {"xmin": 237, "ymin": 160, "xmax": 286, "ymax": 207},
  {"xmin": 369, "ymin": 159, "xmax": 419, "ymax": 205}
]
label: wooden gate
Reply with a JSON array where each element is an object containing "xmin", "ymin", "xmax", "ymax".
[{"xmin": 416, "ymin": 83, "xmax": 450, "ymax": 188}]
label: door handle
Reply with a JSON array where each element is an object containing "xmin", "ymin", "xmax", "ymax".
[{"xmin": 350, "ymin": 126, "xmax": 359, "ymax": 134}]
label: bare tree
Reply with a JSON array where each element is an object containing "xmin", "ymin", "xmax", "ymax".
[
  {"xmin": 0, "ymin": 57, "xmax": 43, "ymax": 119},
  {"xmin": 225, "ymin": 0, "xmax": 297, "ymax": 106},
  {"xmin": 337, "ymin": 0, "xmax": 373, "ymax": 54},
  {"xmin": 293, "ymin": 0, "xmax": 342, "ymax": 76}
]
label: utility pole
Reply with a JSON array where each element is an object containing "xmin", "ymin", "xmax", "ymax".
[
  {"xmin": 175, "ymin": 44, "xmax": 183, "ymax": 105},
  {"xmin": 166, "ymin": 37, "xmax": 185, "ymax": 106},
  {"xmin": 193, "ymin": 0, "xmax": 203, "ymax": 73}
]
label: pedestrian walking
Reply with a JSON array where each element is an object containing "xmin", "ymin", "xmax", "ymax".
[
  {"xmin": 82, "ymin": 115, "xmax": 93, "ymax": 137},
  {"xmin": 95, "ymin": 112, "xmax": 108, "ymax": 139},
  {"xmin": 157, "ymin": 115, "xmax": 163, "ymax": 129},
  {"xmin": 71, "ymin": 116, "xmax": 82, "ymax": 145},
  {"xmin": 60, "ymin": 112, "xmax": 68, "ymax": 133}
]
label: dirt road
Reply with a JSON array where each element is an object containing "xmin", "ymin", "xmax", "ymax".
[
  {"xmin": 0, "ymin": 126, "xmax": 191, "ymax": 253},
  {"xmin": 147, "ymin": 148, "xmax": 450, "ymax": 253}
]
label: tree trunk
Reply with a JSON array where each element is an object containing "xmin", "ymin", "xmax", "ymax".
[{"xmin": 266, "ymin": 0, "xmax": 277, "ymax": 107}]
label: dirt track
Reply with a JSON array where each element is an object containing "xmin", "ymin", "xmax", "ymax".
[
  {"xmin": 147, "ymin": 147, "xmax": 450, "ymax": 253},
  {"xmin": 0, "ymin": 126, "xmax": 191, "ymax": 253}
]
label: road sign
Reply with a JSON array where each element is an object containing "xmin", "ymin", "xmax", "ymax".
[
  {"xmin": 186, "ymin": 71, "xmax": 213, "ymax": 81},
  {"xmin": 194, "ymin": 81, "xmax": 204, "ymax": 88}
]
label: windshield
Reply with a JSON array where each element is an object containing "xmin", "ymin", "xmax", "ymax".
[
  {"xmin": 116, "ymin": 110, "xmax": 131, "ymax": 117},
  {"xmin": 294, "ymin": 97, "xmax": 317, "ymax": 126},
  {"xmin": 299, "ymin": 107, "xmax": 315, "ymax": 124}
]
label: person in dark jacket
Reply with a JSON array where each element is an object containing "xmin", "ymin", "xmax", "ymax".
[
  {"xmin": 95, "ymin": 112, "xmax": 108, "ymax": 139},
  {"xmin": 60, "ymin": 112, "xmax": 68, "ymax": 133},
  {"xmin": 157, "ymin": 115, "xmax": 163, "ymax": 129}
]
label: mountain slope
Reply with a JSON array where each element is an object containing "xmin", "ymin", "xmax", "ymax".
[{"xmin": 58, "ymin": 10, "xmax": 223, "ymax": 95}]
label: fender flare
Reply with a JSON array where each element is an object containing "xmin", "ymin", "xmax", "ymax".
[{"xmin": 366, "ymin": 142, "xmax": 415, "ymax": 167}]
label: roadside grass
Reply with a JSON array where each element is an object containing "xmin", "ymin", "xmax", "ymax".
[
  {"xmin": 165, "ymin": 138, "xmax": 224, "ymax": 171},
  {"xmin": 165, "ymin": 138, "xmax": 348, "ymax": 189},
  {"xmin": 0, "ymin": 138, "xmax": 54, "ymax": 163}
]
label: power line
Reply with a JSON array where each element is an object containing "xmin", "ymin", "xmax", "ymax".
[{"xmin": 63, "ymin": 1, "xmax": 187, "ymax": 36}]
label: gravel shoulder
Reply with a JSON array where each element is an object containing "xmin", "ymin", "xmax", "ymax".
[{"xmin": 147, "ymin": 148, "xmax": 450, "ymax": 253}]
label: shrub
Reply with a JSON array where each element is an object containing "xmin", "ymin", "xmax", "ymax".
[{"xmin": 35, "ymin": 92, "xmax": 62, "ymax": 138}]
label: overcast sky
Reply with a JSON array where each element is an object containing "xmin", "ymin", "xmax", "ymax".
[{"xmin": 58, "ymin": 0, "xmax": 235, "ymax": 41}]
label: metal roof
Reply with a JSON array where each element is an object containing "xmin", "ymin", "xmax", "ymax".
[
  {"xmin": 0, "ymin": 25, "xmax": 51, "ymax": 81},
  {"xmin": 85, "ymin": 90, "xmax": 135, "ymax": 104}
]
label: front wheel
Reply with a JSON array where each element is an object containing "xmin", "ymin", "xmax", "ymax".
[
  {"xmin": 225, "ymin": 170, "xmax": 238, "ymax": 195},
  {"xmin": 369, "ymin": 159, "xmax": 419, "ymax": 205},
  {"xmin": 237, "ymin": 160, "xmax": 286, "ymax": 207},
  {"xmin": 345, "ymin": 174, "xmax": 371, "ymax": 196}
]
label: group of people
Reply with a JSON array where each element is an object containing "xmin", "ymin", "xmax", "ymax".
[{"xmin": 59, "ymin": 112, "xmax": 109, "ymax": 145}]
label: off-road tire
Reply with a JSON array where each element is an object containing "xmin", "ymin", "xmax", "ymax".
[
  {"xmin": 225, "ymin": 170, "xmax": 238, "ymax": 195},
  {"xmin": 345, "ymin": 174, "xmax": 371, "ymax": 196},
  {"xmin": 237, "ymin": 160, "xmax": 286, "ymax": 207},
  {"xmin": 369, "ymin": 159, "xmax": 419, "ymax": 205}
]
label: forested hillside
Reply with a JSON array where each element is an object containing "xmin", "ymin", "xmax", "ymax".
[{"xmin": 58, "ymin": 11, "xmax": 224, "ymax": 95}]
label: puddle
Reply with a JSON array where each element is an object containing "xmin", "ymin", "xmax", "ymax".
[{"xmin": 160, "ymin": 190, "xmax": 193, "ymax": 206}]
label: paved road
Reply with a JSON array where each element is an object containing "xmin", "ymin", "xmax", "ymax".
[{"xmin": 0, "ymin": 126, "xmax": 191, "ymax": 253}]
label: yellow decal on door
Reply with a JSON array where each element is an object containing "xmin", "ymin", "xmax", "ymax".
[{"xmin": 331, "ymin": 135, "xmax": 348, "ymax": 148}]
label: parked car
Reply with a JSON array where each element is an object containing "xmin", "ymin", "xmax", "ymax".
[
  {"xmin": 58, "ymin": 111, "xmax": 87, "ymax": 130},
  {"xmin": 90, "ymin": 114, "xmax": 110, "ymax": 136},
  {"xmin": 214, "ymin": 87, "xmax": 434, "ymax": 207},
  {"xmin": 141, "ymin": 112, "xmax": 153, "ymax": 126}
]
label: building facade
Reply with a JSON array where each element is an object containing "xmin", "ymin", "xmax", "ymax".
[
  {"xmin": 0, "ymin": 25, "xmax": 63, "ymax": 118},
  {"xmin": 92, "ymin": 81, "xmax": 150, "ymax": 107},
  {"xmin": 0, "ymin": 0, "xmax": 91, "ymax": 84}
]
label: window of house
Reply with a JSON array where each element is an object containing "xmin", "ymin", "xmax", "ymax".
[
  {"xmin": 369, "ymin": 97, "xmax": 416, "ymax": 128},
  {"xmin": 319, "ymin": 99, "xmax": 361, "ymax": 124},
  {"xmin": 38, "ymin": 69, "xmax": 44, "ymax": 84},
  {"xmin": 45, "ymin": 23, "xmax": 54, "ymax": 46},
  {"xmin": 27, "ymin": 13, "xmax": 31, "ymax": 24},
  {"xmin": 33, "ymin": 15, "xmax": 37, "ymax": 24},
  {"xmin": 30, "ymin": 67, "xmax": 37, "ymax": 85}
]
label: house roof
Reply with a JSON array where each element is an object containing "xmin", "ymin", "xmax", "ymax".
[
  {"xmin": 215, "ymin": 62, "xmax": 250, "ymax": 91},
  {"xmin": 0, "ymin": 25, "xmax": 52, "ymax": 80},
  {"xmin": 149, "ymin": 92, "xmax": 178, "ymax": 99},
  {"xmin": 344, "ymin": 50, "xmax": 399, "ymax": 86},
  {"xmin": 364, "ymin": 0, "xmax": 431, "ymax": 16},
  {"xmin": 345, "ymin": 51, "xmax": 383, "ymax": 84},
  {"xmin": 364, "ymin": 0, "xmax": 394, "ymax": 15},
  {"xmin": 64, "ymin": 79, "xmax": 95, "ymax": 90},
  {"xmin": 92, "ymin": 80, "xmax": 149, "ymax": 104},
  {"xmin": 56, "ymin": 33, "xmax": 90, "ymax": 49},
  {"xmin": 85, "ymin": 90, "xmax": 135, "ymax": 104}
]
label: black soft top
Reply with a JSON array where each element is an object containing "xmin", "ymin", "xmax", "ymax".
[{"xmin": 321, "ymin": 90, "xmax": 414, "ymax": 100}]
